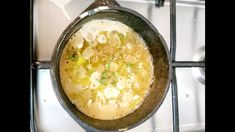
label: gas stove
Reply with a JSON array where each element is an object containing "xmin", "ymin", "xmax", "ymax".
[{"xmin": 30, "ymin": 0, "xmax": 205, "ymax": 131}]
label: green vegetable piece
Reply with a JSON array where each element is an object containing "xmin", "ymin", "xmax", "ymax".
[
  {"xmin": 69, "ymin": 53, "xmax": 78, "ymax": 61},
  {"xmin": 105, "ymin": 62, "xmax": 110, "ymax": 70}
]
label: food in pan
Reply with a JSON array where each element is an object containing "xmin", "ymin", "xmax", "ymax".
[{"xmin": 59, "ymin": 19, "xmax": 154, "ymax": 120}]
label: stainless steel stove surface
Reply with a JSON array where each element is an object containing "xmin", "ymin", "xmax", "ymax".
[{"xmin": 31, "ymin": 0, "xmax": 205, "ymax": 131}]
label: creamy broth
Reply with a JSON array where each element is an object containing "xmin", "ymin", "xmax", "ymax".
[{"xmin": 59, "ymin": 20, "xmax": 154, "ymax": 120}]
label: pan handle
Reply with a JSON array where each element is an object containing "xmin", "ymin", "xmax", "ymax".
[{"xmin": 81, "ymin": 0, "xmax": 120, "ymax": 14}]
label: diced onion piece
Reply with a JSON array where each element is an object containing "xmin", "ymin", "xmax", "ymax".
[
  {"xmin": 110, "ymin": 62, "xmax": 118, "ymax": 72},
  {"xmin": 82, "ymin": 47, "xmax": 94, "ymax": 60},
  {"xmin": 75, "ymin": 37, "xmax": 84, "ymax": 49},
  {"xmin": 90, "ymin": 72, "xmax": 100, "ymax": 89},
  {"xmin": 133, "ymin": 95, "xmax": 139, "ymax": 100},
  {"xmin": 87, "ymin": 64, "xmax": 94, "ymax": 70},
  {"xmin": 126, "ymin": 43, "xmax": 133, "ymax": 50},
  {"xmin": 97, "ymin": 91, "xmax": 106, "ymax": 103},
  {"xmin": 90, "ymin": 72, "xmax": 100, "ymax": 82},
  {"xmin": 126, "ymin": 67, "xmax": 131, "ymax": 73},
  {"xmin": 116, "ymin": 78, "xmax": 125, "ymax": 90},
  {"xmin": 97, "ymin": 34, "xmax": 107, "ymax": 44},
  {"xmin": 107, "ymin": 100, "xmax": 118, "ymax": 109},
  {"xmin": 78, "ymin": 66, "xmax": 87, "ymax": 79},
  {"xmin": 126, "ymin": 79, "xmax": 132, "ymax": 88},
  {"xmin": 87, "ymin": 99, "xmax": 92, "ymax": 105},
  {"xmin": 124, "ymin": 55, "xmax": 135, "ymax": 63},
  {"xmin": 109, "ymin": 100, "xmax": 117, "ymax": 105},
  {"xmin": 104, "ymin": 86, "xmax": 120, "ymax": 99},
  {"xmin": 73, "ymin": 84, "xmax": 84, "ymax": 92},
  {"xmin": 101, "ymin": 100, "xmax": 118, "ymax": 113},
  {"xmin": 88, "ymin": 100, "xmax": 102, "ymax": 111},
  {"xmin": 85, "ymin": 33, "xmax": 98, "ymax": 47},
  {"xmin": 90, "ymin": 41, "xmax": 98, "ymax": 47},
  {"xmin": 129, "ymin": 75, "xmax": 136, "ymax": 83},
  {"xmin": 134, "ymin": 82, "xmax": 140, "ymax": 88},
  {"xmin": 91, "ymin": 56, "xmax": 99, "ymax": 63},
  {"xmin": 120, "ymin": 92, "xmax": 133, "ymax": 107},
  {"xmin": 86, "ymin": 33, "xmax": 94, "ymax": 43},
  {"xmin": 138, "ymin": 63, "xmax": 143, "ymax": 68},
  {"xmin": 90, "ymin": 72, "xmax": 100, "ymax": 80},
  {"xmin": 97, "ymin": 64, "xmax": 105, "ymax": 73},
  {"xmin": 142, "ymin": 69, "xmax": 147, "ymax": 76},
  {"xmin": 108, "ymin": 34, "xmax": 121, "ymax": 47}
]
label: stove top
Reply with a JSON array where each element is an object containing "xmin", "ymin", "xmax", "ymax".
[{"xmin": 31, "ymin": 0, "xmax": 205, "ymax": 131}]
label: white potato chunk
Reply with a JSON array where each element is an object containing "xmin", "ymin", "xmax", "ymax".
[
  {"xmin": 104, "ymin": 86, "xmax": 120, "ymax": 99},
  {"xmin": 82, "ymin": 47, "xmax": 94, "ymax": 60},
  {"xmin": 84, "ymin": 32, "xmax": 98, "ymax": 47},
  {"xmin": 70, "ymin": 32, "xmax": 84, "ymax": 49}
]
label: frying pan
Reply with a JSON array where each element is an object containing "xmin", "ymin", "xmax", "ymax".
[{"xmin": 50, "ymin": 0, "xmax": 172, "ymax": 131}]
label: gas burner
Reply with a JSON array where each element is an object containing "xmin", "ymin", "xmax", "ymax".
[{"xmin": 192, "ymin": 46, "xmax": 205, "ymax": 85}]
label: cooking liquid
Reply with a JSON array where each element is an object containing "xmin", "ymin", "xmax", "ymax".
[{"xmin": 59, "ymin": 19, "xmax": 154, "ymax": 120}]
